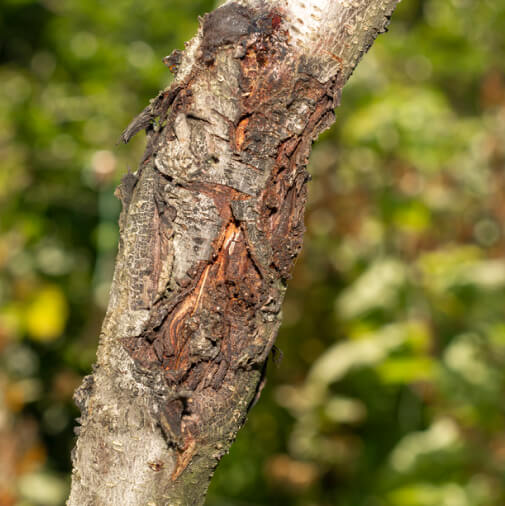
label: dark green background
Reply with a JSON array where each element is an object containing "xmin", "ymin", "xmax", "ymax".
[{"xmin": 2, "ymin": 0, "xmax": 505, "ymax": 504}]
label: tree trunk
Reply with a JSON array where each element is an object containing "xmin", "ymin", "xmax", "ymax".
[{"xmin": 68, "ymin": 1, "xmax": 399, "ymax": 504}]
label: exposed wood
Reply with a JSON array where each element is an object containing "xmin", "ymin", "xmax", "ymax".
[{"xmin": 68, "ymin": 1, "xmax": 399, "ymax": 504}]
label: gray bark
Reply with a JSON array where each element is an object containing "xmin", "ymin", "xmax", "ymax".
[{"xmin": 68, "ymin": 1, "xmax": 399, "ymax": 504}]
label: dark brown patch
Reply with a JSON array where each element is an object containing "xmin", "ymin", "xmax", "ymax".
[{"xmin": 200, "ymin": 3, "xmax": 255, "ymax": 65}]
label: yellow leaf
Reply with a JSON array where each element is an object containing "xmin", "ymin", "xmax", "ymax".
[{"xmin": 25, "ymin": 286, "xmax": 68, "ymax": 341}]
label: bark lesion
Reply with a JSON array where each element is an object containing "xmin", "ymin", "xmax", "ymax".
[
  {"xmin": 120, "ymin": 27, "xmax": 335, "ymax": 490},
  {"xmin": 123, "ymin": 7, "xmax": 342, "ymax": 480}
]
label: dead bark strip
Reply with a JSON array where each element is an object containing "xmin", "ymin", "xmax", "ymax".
[{"xmin": 68, "ymin": 1, "xmax": 399, "ymax": 504}]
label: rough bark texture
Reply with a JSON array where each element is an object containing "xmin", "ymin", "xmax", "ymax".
[{"xmin": 68, "ymin": 1, "xmax": 399, "ymax": 504}]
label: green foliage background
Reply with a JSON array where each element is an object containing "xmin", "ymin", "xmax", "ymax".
[{"xmin": 2, "ymin": 0, "xmax": 505, "ymax": 504}]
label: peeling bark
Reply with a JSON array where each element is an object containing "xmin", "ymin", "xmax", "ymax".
[{"xmin": 68, "ymin": 1, "xmax": 400, "ymax": 504}]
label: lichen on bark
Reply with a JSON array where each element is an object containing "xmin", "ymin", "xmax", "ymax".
[{"xmin": 68, "ymin": 1, "xmax": 400, "ymax": 505}]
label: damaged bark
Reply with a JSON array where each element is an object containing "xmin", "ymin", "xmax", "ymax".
[{"xmin": 68, "ymin": 1, "xmax": 400, "ymax": 504}]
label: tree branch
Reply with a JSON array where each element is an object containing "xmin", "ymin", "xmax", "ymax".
[{"xmin": 68, "ymin": 1, "xmax": 399, "ymax": 504}]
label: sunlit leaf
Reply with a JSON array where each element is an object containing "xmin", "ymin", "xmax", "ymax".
[{"xmin": 25, "ymin": 286, "xmax": 68, "ymax": 341}]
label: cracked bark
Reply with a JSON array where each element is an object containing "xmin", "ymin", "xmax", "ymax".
[{"xmin": 68, "ymin": 1, "xmax": 400, "ymax": 504}]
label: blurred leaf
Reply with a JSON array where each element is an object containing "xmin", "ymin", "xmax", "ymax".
[
  {"xmin": 389, "ymin": 418, "xmax": 461, "ymax": 473},
  {"xmin": 337, "ymin": 258, "xmax": 407, "ymax": 318},
  {"xmin": 25, "ymin": 285, "xmax": 68, "ymax": 341},
  {"xmin": 17, "ymin": 472, "xmax": 68, "ymax": 506},
  {"xmin": 308, "ymin": 323, "xmax": 407, "ymax": 388},
  {"xmin": 376, "ymin": 357, "xmax": 437, "ymax": 384}
]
